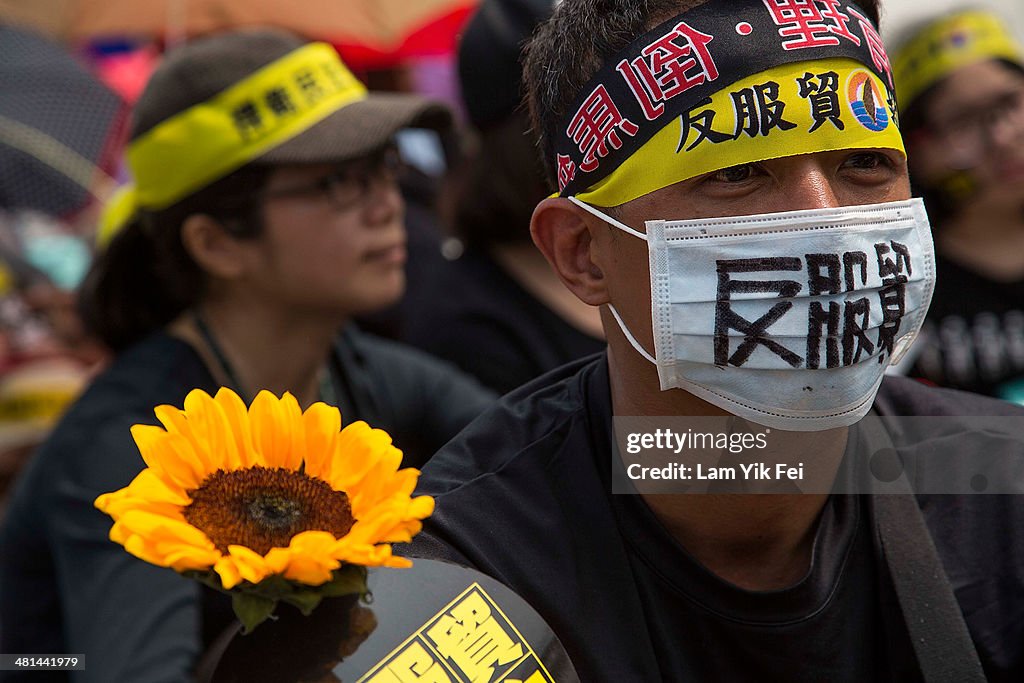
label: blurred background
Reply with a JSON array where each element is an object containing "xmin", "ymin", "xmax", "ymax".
[
  {"xmin": 0, "ymin": 0, "xmax": 482, "ymax": 510},
  {"xmin": 884, "ymin": 0, "xmax": 1024, "ymax": 42}
]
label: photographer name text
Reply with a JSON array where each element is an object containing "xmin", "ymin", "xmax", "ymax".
[{"xmin": 627, "ymin": 462, "xmax": 805, "ymax": 481}]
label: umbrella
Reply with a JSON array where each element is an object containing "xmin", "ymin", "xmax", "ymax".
[
  {"xmin": 333, "ymin": 0, "xmax": 481, "ymax": 69},
  {"xmin": 0, "ymin": 24, "xmax": 126, "ymax": 218},
  {"xmin": 0, "ymin": 0, "xmax": 479, "ymax": 67}
]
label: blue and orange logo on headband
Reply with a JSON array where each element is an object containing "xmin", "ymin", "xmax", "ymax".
[
  {"xmin": 554, "ymin": 0, "xmax": 904, "ymax": 207},
  {"xmin": 847, "ymin": 70, "xmax": 890, "ymax": 132}
]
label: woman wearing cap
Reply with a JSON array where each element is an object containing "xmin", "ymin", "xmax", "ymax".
[
  {"xmin": 0, "ymin": 30, "xmax": 494, "ymax": 681},
  {"xmin": 894, "ymin": 11, "xmax": 1024, "ymax": 397}
]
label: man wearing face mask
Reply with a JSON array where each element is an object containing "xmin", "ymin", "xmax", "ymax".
[
  {"xmin": 407, "ymin": 1, "xmax": 1024, "ymax": 681},
  {"xmin": 894, "ymin": 11, "xmax": 1024, "ymax": 399}
]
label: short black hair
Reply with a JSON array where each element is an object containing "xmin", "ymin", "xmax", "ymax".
[{"xmin": 523, "ymin": 0, "xmax": 883, "ymax": 186}]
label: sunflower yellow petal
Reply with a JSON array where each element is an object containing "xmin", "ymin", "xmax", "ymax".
[
  {"xmin": 409, "ymin": 495, "xmax": 435, "ymax": 518},
  {"xmin": 155, "ymin": 395, "xmax": 234, "ymax": 475},
  {"xmin": 94, "ymin": 489, "xmax": 126, "ymax": 514},
  {"xmin": 163, "ymin": 546, "xmax": 222, "ymax": 572},
  {"xmin": 263, "ymin": 547, "xmax": 292, "ymax": 575},
  {"xmin": 123, "ymin": 534, "xmax": 166, "ymax": 566},
  {"xmin": 153, "ymin": 404, "xmax": 188, "ymax": 435},
  {"xmin": 119, "ymin": 530, "xmax": 212, "ymax": 570},
  {"xmin": 117, "ymin": 510, "xmax": 212, "ymax": 548},
  {"xmin": 225, "ymin": 545, "xmax": 272, "ymax": 585},
  {"xmin": 100, "ymin": 493, "xmax": 183, "ymax": 520},
  {"xmin": 390, "ymin": 469, "xmax": 420, "ymax": 498},
  {"xmin": 382, "ymin": 556, "xmax": 413, "ymax": 569},
  {"xmin": 282, "ymin": 558, "xmax": 335, "ymax": 585},
  {"xmin": 249, "ymin": 390, "xmax": 303, "ymax": 470},
  {"xmin": 183, "ymin": 389, "xmax": 242, "ymax": 471},
  {"xmin": 278, "ymin": 392, "xmax": 305, "ymax": 471},
  {"xmin": 214, "ymin": 387, "xmax": 258, "ymax": 468},
  {"xmin": 325, "ymin": 422, "xmax": 386, "ymax": 488},
  {"xmin": 122, "ymin": 468, "xmax": 192, "ymax": 507},
  {"xmin": 332, "ymin": 536, "xmax": 398, "ymax": 567},
  {"xmin": 153, "ymin": 405, "xmax": 211, "ymax": 469},
  {"xmin": 277, "ymin": 531, "xmax": 341, "ymax": 585},
  {"xmin": 346, "ymin": 446, "xmax": 404, "ymax": 515},
  {"xmin": 214, "ymin": 556, "xmax": 244, "ymax": 590},
  {"xmin": 289, "ymin": 530, "xmax": 340, "ymax": 551},
  {"xmin": 108, "ymin": 521, "xmax": 132, "ymax": 545},
  {"xmin": 130, "ymin": 425, "xmax": 204, "ymax": 490},
  {"xmin": 390, "ymin": 557, "xmax": 414, "ymax": 568},
  {"xmin": 357, "ymin": 469, "xmax": 419, "ymax": 512},
  {"xmin": 301, "ymin": 402, "xmax": 341, "ymax": 480}
]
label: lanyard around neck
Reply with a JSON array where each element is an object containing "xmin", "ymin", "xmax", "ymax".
[
  {"xmin": 191, "ymin": 308, "xmax": 338, "ymax": 407},
  {"xmin": 192, "ymin": 309, "xmax": 250, "ymax": 403}
]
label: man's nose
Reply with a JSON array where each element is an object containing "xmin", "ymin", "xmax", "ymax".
[
  {"xmin": 781, "ymin": 161, "xmax": 841, "ymax": 211},
  {"xmin": 362, "ymin": 177, "xmax": 403, "ymax": 225}
]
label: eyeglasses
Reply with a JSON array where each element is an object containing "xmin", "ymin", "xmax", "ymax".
[
  {"xmin": 927, "ymin": 84, "xmax": 1024, "ymax": 168},
  {"xmin": 259, "ymin": 145, "xmax": 403, "ymax": 211}
]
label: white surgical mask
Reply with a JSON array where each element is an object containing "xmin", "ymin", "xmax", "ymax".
[{"xmin": 570, "ymin": 197, "xmax": 936, "ymax": 432}]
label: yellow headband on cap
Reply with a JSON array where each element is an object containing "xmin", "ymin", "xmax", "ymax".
[
  {"xmin": 575, "ymin": 58, "xmax": 905, "ymax": 208},
  {"xmin": 894, "ymin": 11, "xmax": 1024, "ymax": 110},
  {"xmin": 98, "ymin": 42, "xmax": 367, "ymax": 246}
]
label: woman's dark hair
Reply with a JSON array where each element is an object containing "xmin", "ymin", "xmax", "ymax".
[
  {"xmin": 79, "ymin": 166, "xmax": 270, "ymax": 353},
  {"xmin": 453, "ymin": 110, "xmax": 550, "ymax": 249}
]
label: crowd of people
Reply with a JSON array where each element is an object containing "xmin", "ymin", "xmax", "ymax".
[{"xmin": 0, "ymin": 0, "xmax": 1023, "ymax": 681}]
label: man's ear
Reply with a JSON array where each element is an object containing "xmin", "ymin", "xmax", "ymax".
[
  {"xmin": 530, "ymin": 197, "xmax": 610, "ymax": 306},
  {"xmin": 180, "ymin": 214, "xmax": 248, "ymax": 280}
]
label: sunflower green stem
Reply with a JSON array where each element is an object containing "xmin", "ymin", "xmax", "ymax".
[{"xmin": 187, "ymin": 564, "xmax": 369, "ymax": 633}]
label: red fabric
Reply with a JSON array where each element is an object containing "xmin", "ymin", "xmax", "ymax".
[
  {"xmin": 334, "ymin": 6, "xmax": 475, "ymax": 70},
  {"xmin": 95, "ymin": 48, "xmax": 158, "ymax": 103}
]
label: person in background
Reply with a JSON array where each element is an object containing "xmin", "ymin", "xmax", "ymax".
[
  {"xmin": 894, "ymin": 10, "xmax": 1024, "ymax": 398},
  {"xmin": 407, "ymin": 0, "xmax": 1024, "ymax": 680},
  {"xmin": 0, "ymin": 210, "xmax": 106, "ymax": 518},
  {"xmin": 401, "ymin": 0, "xmax": 605, "ymax": 395},
  {"xmin": 0, "ymin": 29, "xmax": 494, "ymax": 682}
]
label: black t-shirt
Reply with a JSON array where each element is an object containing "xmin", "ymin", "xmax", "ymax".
[
  {"xmin": 408, "ymin": 355, "xmax": 1024, "ymax": 682},
  {"xmin": 913, "ymin": 256, "xmax": 1024, "ymax": 398},
  {"xmin": 401, "ymin": 248, "xmax": 606, "ymax": 394},
  {"xmin": 611, "ymin": 490, "xmax": 921, "ymax": 682},
  {"xmin": 0, "ymin": 327, "xmax": 495, "ymax": 683}
]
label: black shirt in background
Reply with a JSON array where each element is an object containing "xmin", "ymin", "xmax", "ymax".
[
  {"xmin": 402, "ymin": 248, "xmax": 605, "ymax": 395},
  {"xmin": 0, "ymin": 327, "xmax": 495, "ymax": 683},
  {"xmin": 408, "ymin": 355, "xmax": 1024, "ymax": 682},
  {"xmin": 914, "ymin": 255, "xmax": 1024, "ymax": 398}
]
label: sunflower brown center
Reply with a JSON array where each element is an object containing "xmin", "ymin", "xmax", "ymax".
[{"xmin": 183, "ymin": 466, "xmax": 355, "ymax": 555}]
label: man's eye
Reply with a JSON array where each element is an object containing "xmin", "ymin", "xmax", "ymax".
[
  {"xmin": 713, "ymin": 164, "xmax": 755, "ymax": 183},
  {"xmin": 844, "ymin": 152, "xmax": 890, "ymax": 170}
]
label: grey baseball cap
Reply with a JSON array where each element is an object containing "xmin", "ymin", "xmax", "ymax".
[{"xmin": 132, "ymin": 28, "xmax": 452, "ymax": 168}]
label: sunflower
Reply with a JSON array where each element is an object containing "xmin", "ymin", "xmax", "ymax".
[{"xmin": 95, "ymin": 388, "xmax": 434, "ymax": 593}]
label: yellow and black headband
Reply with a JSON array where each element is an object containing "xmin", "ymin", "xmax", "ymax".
[
  {"xmin": 893, "ymin": 10, "xmax": 1024, "ymax": 111},
  {"xmin": 98, "ymin": 43, "xmax": 367, "ymax": 246},
  {"xmin": 553, "ymin": 0, "xmax": 905, "ymax": 207}
]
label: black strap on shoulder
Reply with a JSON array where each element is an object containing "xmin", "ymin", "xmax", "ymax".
[{"xmin": 870, "ymin": 441, "xmax": 987, "ymax": 682}]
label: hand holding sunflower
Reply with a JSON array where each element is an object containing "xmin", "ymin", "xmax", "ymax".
[{"xmin": 95, "ymin": 387, "xmax": 434, "ymax": 632}]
